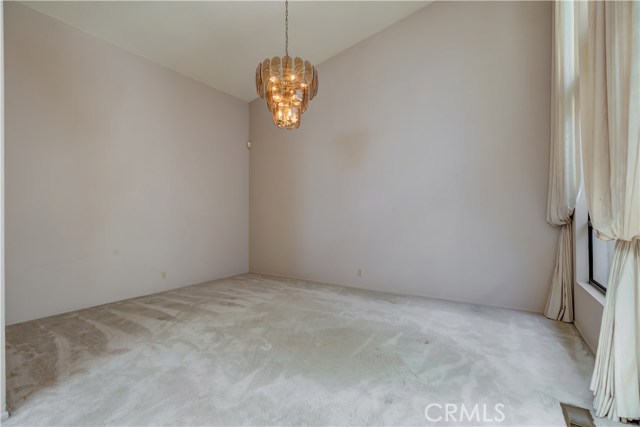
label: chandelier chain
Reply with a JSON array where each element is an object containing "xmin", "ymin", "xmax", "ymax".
[{"xmin": 285, "ymin": 0, "xmax": 289, "ymax": 57}]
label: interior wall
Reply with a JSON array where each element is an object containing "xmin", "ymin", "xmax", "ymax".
[
  {"xmin": 4, "ymin": 3, "xmax": 249, "ymax": 324},
  {"xmin": 1, "ymin": 1, "xmax": 7, "ymax": 418},
  {"xmin": 250, "ymin": 1, "xmax": 556, "ymax": 312}
]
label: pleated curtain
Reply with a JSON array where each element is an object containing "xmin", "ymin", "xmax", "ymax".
[
  {"xmin": 578, "ymin": 1, "xmax": 640, "ymax": 420},
  {"xmin": 544, "ymin": 1, "xmax": 582, "ymax": 323}
]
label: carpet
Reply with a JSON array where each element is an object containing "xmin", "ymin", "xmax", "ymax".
[{"xmin": 5, "ymin": 274, "xmax": 604, "ymax": 426}]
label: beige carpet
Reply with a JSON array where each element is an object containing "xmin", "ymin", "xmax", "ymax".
[{"xmin": 5, "ymin": 274, "xmax": 604, "ymax": 426}]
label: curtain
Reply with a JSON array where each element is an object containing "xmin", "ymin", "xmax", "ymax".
[
  {"xmin": 579, "ymin": 1, "xmax": 640, "ymax": 420},
  {"xmin": 544, "ymin": 1, "xmax": 582, "ymax": 323}
]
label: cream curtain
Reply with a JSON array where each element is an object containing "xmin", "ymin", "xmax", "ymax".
[
  {"xmin": 579, "ymin": 0, "xmax": 640, "ymax": 420},
  {"xmin": 544, "ymin": 1, "xmax": 582, "ymax": 323}
]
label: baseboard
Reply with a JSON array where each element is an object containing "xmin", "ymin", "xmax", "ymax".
[
  {"xmin": 1, "ymin": 410, "xmax": 9, "ymax": 422},
  {"xmin": 249, "ymin": 271, "xmax": 546, "ymax": 316}
]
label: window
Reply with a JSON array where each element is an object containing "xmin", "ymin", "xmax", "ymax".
[{"xmin": 588, "ymin": 216, "xmax": 616, "ymax": 292}]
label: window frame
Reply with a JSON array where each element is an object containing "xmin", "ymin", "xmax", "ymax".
[{"xmin": 588, "ymin": 216, "xmax": 608, "ymax": 294}]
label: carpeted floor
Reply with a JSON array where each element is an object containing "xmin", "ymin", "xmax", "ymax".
[{"xmin": 5, "ymin": 274, "xmax": 606, "ymax": 426}]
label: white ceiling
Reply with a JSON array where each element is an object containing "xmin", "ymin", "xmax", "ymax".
[{"xmin": 23, "ymin": 1, "xmax": 428, "ymax": 101}]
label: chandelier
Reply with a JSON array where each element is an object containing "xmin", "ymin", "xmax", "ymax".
[{"xmin": 255, "ymin": 0, "xmax": 318, "ymax": 129}]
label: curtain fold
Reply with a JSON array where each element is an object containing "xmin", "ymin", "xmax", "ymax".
[
  {"xmin": 544, "ymin": 0, "xmax": 582, "ymax": 322},
  {"xmin": 591, "ymin": 240, "xmax": 640, "ymax": 419},
  {"xmin": 545, "ymin": 224, "xmax": 574, "ymax": 322},
  {"xmin": 579, "ymin": 0, "xmax": 640, "ymax": 420}
]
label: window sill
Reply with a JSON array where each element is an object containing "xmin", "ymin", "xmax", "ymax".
[{"xmin": 576, "ymin": 281, "xmax": 606, "ymax": 307}]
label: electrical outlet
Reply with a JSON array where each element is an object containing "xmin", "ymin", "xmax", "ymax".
[
  {"xmin": 161, "ymin": 272, "xmax": 167, "ymax": 279},
  {"xmin": 357, "ymin": 268, "xmax": 363, "ymax": 277}
]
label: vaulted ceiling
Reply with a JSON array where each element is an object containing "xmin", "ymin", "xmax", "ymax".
[{"xmin": 23, "ymin": 1, "xmax": 429, "ymax": 101}]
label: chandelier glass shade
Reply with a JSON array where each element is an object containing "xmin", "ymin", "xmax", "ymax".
[
  {"xmin": 255, "ymin": 1, "xmax": 318, "ymax": 129},
  {"xmin": 255, "ymin": 57, "xmax": 318, "ymax": 129}
]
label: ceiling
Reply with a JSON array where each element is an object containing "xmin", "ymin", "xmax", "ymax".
[{"xmin": 23, "ymin": 1, "xmax": 429, "ymax": 101}]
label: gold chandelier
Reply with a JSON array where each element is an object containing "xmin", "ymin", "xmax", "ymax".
[{"xmin": 255, "ymin": 0, "xmax": 318, "ymax": 129}]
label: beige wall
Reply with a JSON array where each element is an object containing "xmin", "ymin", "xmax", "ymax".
[
  {"xmin": 574, "ymin": 283, "xmax": 603, "ymax": 354},
  {"xmin": 5, "ymin": 1, "xmax": 559, "ymax": 324},
  {"xmin": 1, "ymin": 1, "xmax": 7, "ymax": 418},
  {"xmin": 4, "ymin": 3, "xmax": 249, "ymax": 324},
  {"xmin": 250, "ymin": 1, "xmax": 557, "ymax": 312}
]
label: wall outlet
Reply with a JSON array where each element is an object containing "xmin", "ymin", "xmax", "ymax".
[
  {"xmin": 161, "ymin": 272, "xmax": 167, "ymax": 279},
  {"xmin": 357, "ymin": 268, "xmax": 363, "ymax": 277}
]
